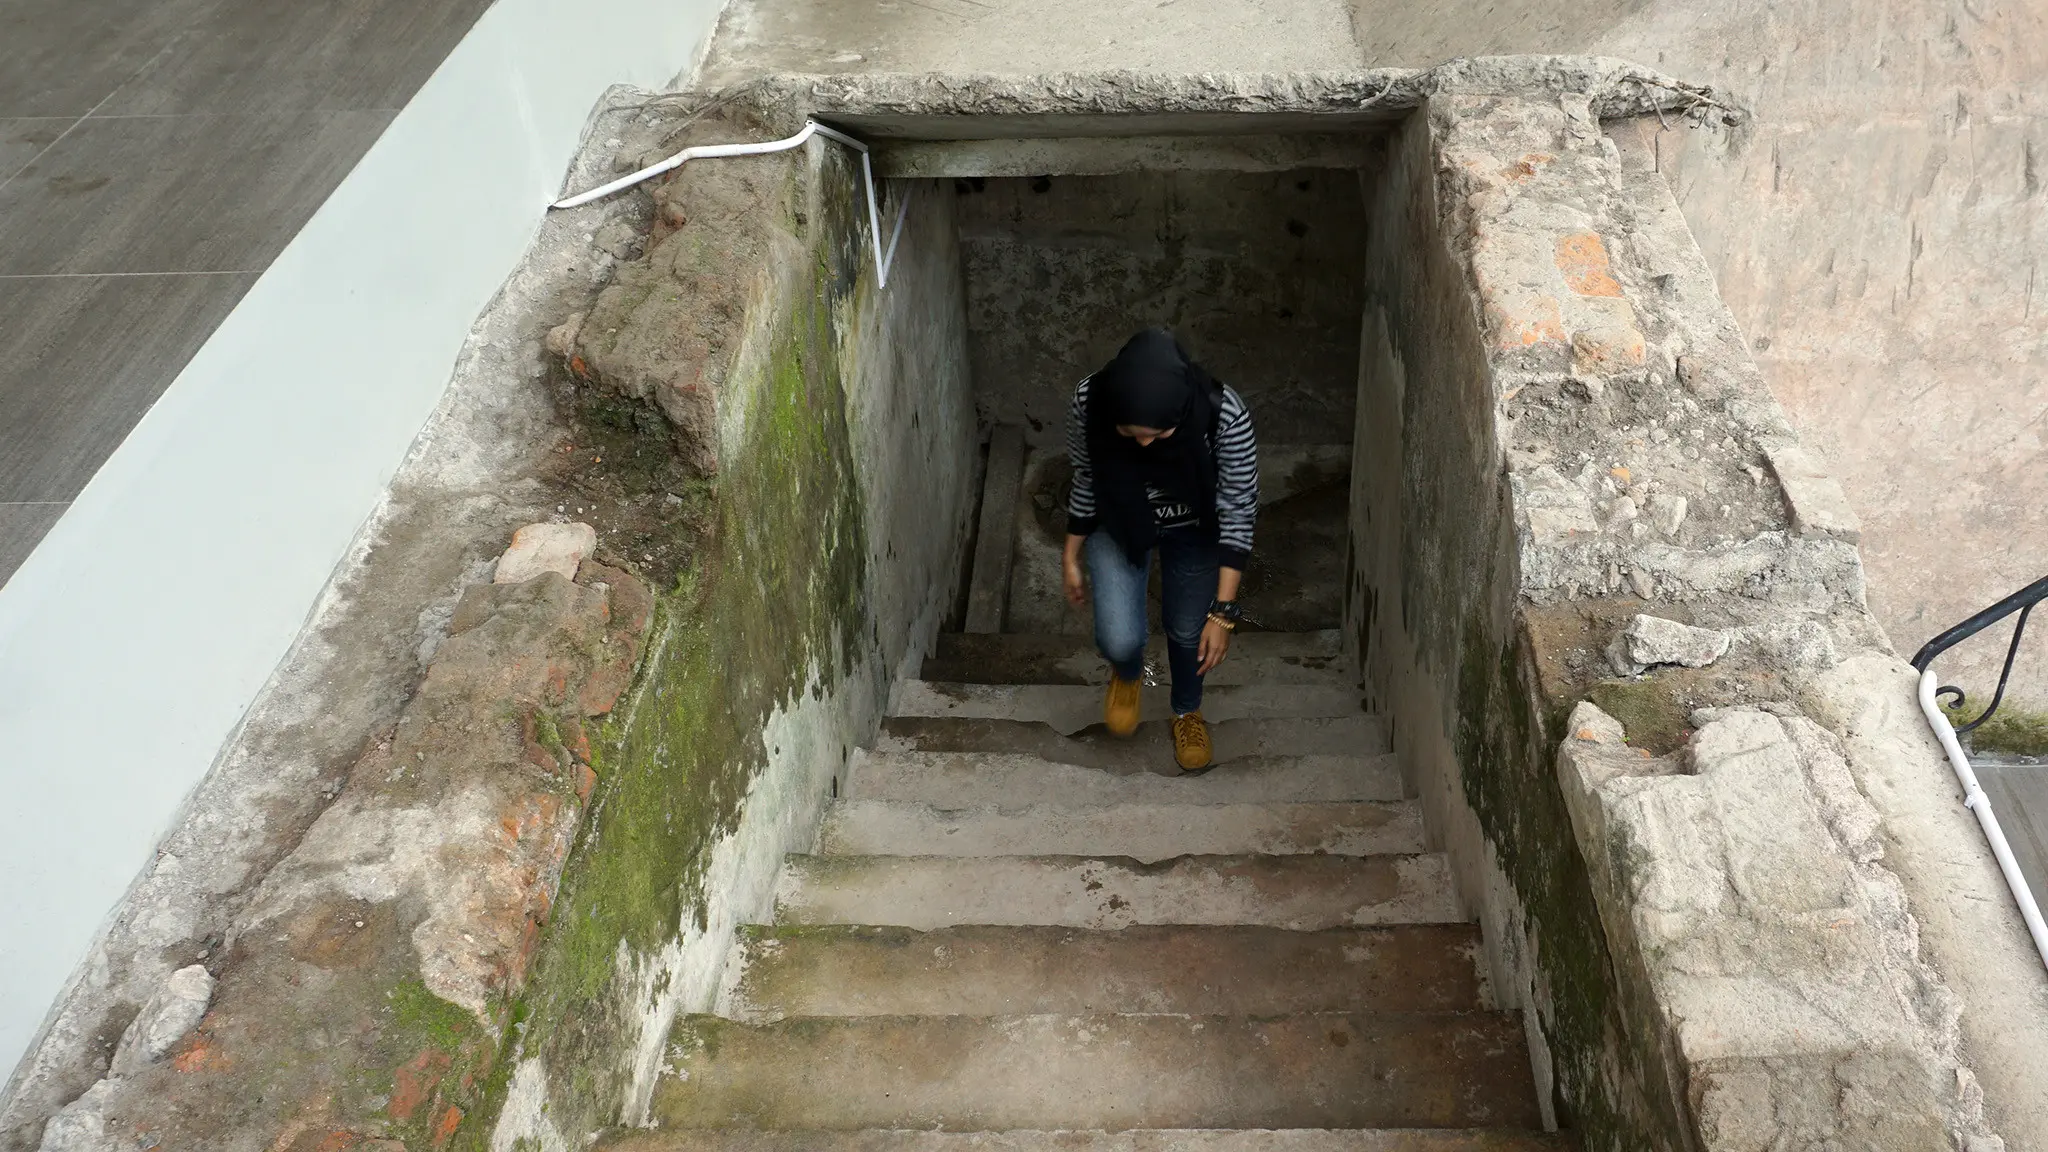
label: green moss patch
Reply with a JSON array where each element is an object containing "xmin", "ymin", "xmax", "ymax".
[
  {"xmin": 508, "ymin": 143, "xmax": 876, "ymax": 1143},
  {"xmin": 1587, "ymin": 678, "xmax": 1691, "ymax": 756},
  {"xmin": 1944, "ymin": 699, "xmax": 2048, "ymax": 758}
]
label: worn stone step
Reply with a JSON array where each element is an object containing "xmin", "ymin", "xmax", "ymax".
[
  {"xmin": 847, "ymin": 751, "xmax": 1405, "ymax": 808},
  {"xmin": 724, "ymin": 924, "xmax": 1486, "ymax": 1018},
  {"xmin": 602, "ymin": 1130, "xmax": 1572, "ymax": 1152},
  {"xmin": 773, "ymin": 854, "xmax": 1461, "ymax": 930},
  {"xmin": 875, "ymin": 715, "xmax": 1393, "ymax": 770},
  {"xmin": 649, "ymin": 1012, "xmax": 1542, "ymax": 1131},
  {"xmin": 922, "ymin": 629, "xmax": 1347, "ymax": 686},
  {"xmin": 818, "ymin": 800, "xmax": 1425, "ymax": 860},
  {"xmin": 890, "ymin": 682, "xmax": 1363, "ymax": 733}
]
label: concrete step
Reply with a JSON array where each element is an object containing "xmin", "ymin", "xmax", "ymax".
[
  {"xmin": 921, "ymin": 630, "xmax": 1347, "ymax": 686},
  {"xmin": 847, "ymin": 751, "xmax": 1405, "ymax": 808},
  {"xmin": 725, "ymin": 924, "xmax": 1486, "ymax": 1018},
  {"xmin": 889, "ymin": 682, "xmax": 1362, "ymax": 733},
  {"xmin": 773, "ymin": 854, "xmax": 1462, "ymax": 930},
  {"xmin": 601, "ymin": 1131, "xmax": 1573, "ymax": 1152},
  {"xmin": 818, "ymin": 800, "xmax": 1425, "ymax": 860},
  {"xmin": 605, "ymin": 1132, "xmax": 1568, "ymax": 1152},
  {"xmin": 649, "ymin": 1012, "xmax": 1543, "ymax": 1131},
  {"xmin": 876, "ymin": 715, "xmax": 1393, "ymax": 769}
]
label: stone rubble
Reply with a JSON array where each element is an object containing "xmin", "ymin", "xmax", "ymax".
[
  {"xmin": 494, "ymin": 521, "xmax": 598, "ymax": 584},
  {"xmin": 109, "ymin": 965, "xmax": 213, "ymax": 1075},
  {"xmin": 1606, "ymin": 613, "xmax": 1732, "ymax": 676},
  {"xmin": 1557, "ymin": 703, "xmax": 1993, "ymax": 1152}
]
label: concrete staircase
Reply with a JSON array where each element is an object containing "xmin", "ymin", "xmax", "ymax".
[{"xmin": 608, "ymin": 630, "xmax": 1564, "ymax": 1151}]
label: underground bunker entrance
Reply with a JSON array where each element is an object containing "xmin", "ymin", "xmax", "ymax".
[{"xmin": 899, "ymin": 135, "xmax": 1382, "ymax": 638}]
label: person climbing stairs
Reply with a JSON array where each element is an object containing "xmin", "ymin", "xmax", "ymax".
[{"xmin": 604, "ymin": 629, "xmax": 1565, "ymax": 1150}]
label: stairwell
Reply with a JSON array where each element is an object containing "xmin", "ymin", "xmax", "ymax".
[{"xmin": 605, "ymin": 629, "xmax": 1563, "ymax": 1150}]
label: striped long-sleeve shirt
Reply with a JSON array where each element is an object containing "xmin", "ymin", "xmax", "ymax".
[{"xmin": 1065, "ymin": 375, "xmax": 1259, "ymax": 570}]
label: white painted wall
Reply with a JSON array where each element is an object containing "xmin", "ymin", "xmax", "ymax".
[{"xmin": 0, "ymin": 0, "xmax": 728, "ymax": 1084}]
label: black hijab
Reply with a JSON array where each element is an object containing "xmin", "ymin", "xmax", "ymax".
[{"xmin": 1085, "ymin": 328, "xmax": 1221, "ymax": 562}]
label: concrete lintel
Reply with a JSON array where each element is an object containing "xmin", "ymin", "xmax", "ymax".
[{"xmin": 874, "ymin": 133, "xmax": 1373, "ymax": 178}]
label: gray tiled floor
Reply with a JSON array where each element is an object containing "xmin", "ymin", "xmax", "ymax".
[{"xmin": 0, "ymin": 0, "xmax": 494, "ymax": 587}]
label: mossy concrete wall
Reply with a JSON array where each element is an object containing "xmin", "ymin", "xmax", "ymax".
[
  {"xmin": 1348, "ymin": 75, "xmax": 2047, "ymax": 1150},
  {"xmin": 1347, "ymin": 101, "xmax": 1691, "ymax": 1149},
  {"xmin": 496, "ymin": 136, "xmax": 975, "ymax": 1149}
]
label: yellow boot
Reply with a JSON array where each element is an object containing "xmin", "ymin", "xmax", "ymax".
[
  {"xmin": 1103, "ymin": 675, "xmax": 1141, "ymax": 737},
  {"xmin": 1172, "ymin": 711, "xmax": 1212, "ymax": 772}
]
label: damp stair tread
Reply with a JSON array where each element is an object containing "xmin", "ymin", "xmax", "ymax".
[
  {"xmin": 890, "ymin": 681, "xmax": 1363, "ymax": 730},
  {"xmin": 920, "ymin": 629, "xmax": 1347, "ymax": 685},
  {"xmin": 877, "ymin": 715, "xmax": 1391, "ymax": 764},
  {"xmin": 817, "ymin": 798, "xmax": 1426, "ymax": 859},
  {"xmin": 846, "ymin": 749, "xmax": 1405, "ymax": 807},
  {"xmin": 723, "ymin": 923, "xmax": 1486, "ymax": 1018},
  {"xmin": 647, "ymin": 1011, "xmax": 1543, "ymax": 1132},
  {"xmin": 772, "ymin": 852, "xmax": 1462, "ymax": 930},
  {"xmin": 600, "ymin": 1131, "xmax": 1573, "ymax": 1152}
]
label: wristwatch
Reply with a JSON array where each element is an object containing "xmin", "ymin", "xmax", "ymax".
[{"xmin": 1207, "ymin": 599, "xmax": 1242, "ymax": 630}]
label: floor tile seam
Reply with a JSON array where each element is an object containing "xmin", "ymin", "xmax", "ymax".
[
  {"xmin": 0, "ymin": 270, "xmax": 266, "ymax": 279},
  {"xmin": 0, "ymin": 35, "xmax": 184, "ymax": 192},
  {"xmin": 56, "ymin": 110, "xmax": 407, "ymax": 120}
]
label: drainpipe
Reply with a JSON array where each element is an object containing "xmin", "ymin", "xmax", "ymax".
[
  {"xmin": 551, "ymin": 119, "xmax": 910, "ymax": 289},
  {"xmin": 1916, "ymin": 668, "xmax": 2048, "ymax": 971}
]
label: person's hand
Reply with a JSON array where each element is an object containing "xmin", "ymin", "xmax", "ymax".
[
  {"xmin": 1198, "ymin": 617, "xmax": 1232, "ymax": 674},
  {"xmin": 1063, "ymin": 555, "xmax": 1087, "ymax": 607}
]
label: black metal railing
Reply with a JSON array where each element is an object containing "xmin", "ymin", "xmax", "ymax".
[{"xmin": 1911, "ymin": 574, "xmax": 2048, "ymax": 734}]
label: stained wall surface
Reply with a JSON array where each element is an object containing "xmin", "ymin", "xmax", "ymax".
[
  {"xmin": 1349, "ymin": 0, "xmax": 2048, "ymax": 704},
  {"xmin": 0, "ymin": 0, "xmax": 727, "ymax": 1112},
  {"xmin": 955, "ymin": 169, "xmax": 1368, "ymax": 447}
]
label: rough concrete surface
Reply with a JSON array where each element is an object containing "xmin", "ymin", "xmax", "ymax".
[
  {"xmin": 817, "ymin": 798, "xmax": 1424, "ymax": 859},
  {"xmin": 849, "ymin": 750, "xmax": 1406, "ymax": 807},
  {"xmin": 652, "ymin": 1012, "xmax": 1539, "ymax": 1131},
  {"xmin": 1343, "ymin": 0, "xmax": 2048, "ymax": 706},
  {"xmin": 698, "ymin": 0, "xmax": 1365, "ymax": 84},
  {"xmin": 600, "ymin": 1132, "xmax": 1572, "ymax": 1152},
  {"xmin": 774, "ymin": 852, "xmax": 1462, "ymax": 930},
  {"xmin": 722, "ymin": 923, "xmax": 1483, "ymax": 1017},
  {"xmin": 1341, "ymin": 65, "xmax": 2044, "ymax": 1151},
  {"xmin": 916, "ymin": 628, "xmax": 1347, "ymax": 685},
  {"xmin": 0, "ymin": 86, "xmax": 685, "ymax": 1152},
  {"xmin": 1559, "ymin": 704, "xmax": 1983, "ymax": 1150}
]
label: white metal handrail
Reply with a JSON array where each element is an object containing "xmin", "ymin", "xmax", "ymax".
[
  {"xmin": 550, "ymin": 119, "xmax": 909, "ymax": 289},
  {"xmin": 1916, "ymin": 668, "xmax": 2048, "ymax": 972}
]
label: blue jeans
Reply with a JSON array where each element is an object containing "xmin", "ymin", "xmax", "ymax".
[{"xmin": 1085, "ymin": 528, "xmax": 1219, "ymax": 716}]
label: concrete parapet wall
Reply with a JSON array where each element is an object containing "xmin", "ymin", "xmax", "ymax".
[{"xmin": 1346, "ymin": 75, "xmax": 2048, "ymax": 1150}]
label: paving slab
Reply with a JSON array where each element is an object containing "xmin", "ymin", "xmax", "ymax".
[
  {"xmin": 818, "ymin": 799, "xmax": 1424, "ymax": 860},
  {"xmin": 652, "ymin": 1012, "xmax": 1541, "ymax": 1131},
  {"xmin": 774, "ymin": 853, "xmax": 1462, "ymax": 930},
  {"xmin": 726, "ymin": 923, "xmax": 1487, "ymax": 1017}
]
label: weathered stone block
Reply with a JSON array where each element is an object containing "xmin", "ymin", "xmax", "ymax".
[
  {"xmin": 494, "ymin": 521, "xmax": 597, "ymax": 584},
  {"xmin": 1761, "ymin": 436, "xmax": 1862, "ymax": 543},
  {"xmin": 1606, "ymin": 613, "xmax": 1731, "ymax": 675}
]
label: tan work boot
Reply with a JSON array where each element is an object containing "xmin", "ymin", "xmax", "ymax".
[
  {"xmin": 1172, "ymin": 711, "xmax": 1212, "ymax": 772},
  {"xmin": 1103, "ymin": 675, "xmax": 1142, "ymax": 737}
]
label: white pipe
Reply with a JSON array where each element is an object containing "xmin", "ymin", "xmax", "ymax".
[
  {"xmin": 550, "ymin": 119, "xmax": 908, "ymax": 289},
  {"xmin": 1918, "ymin": 668, "xmax": 2048, "ymax": 971}
]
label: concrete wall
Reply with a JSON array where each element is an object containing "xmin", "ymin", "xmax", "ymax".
[
  {"xmin": 0, "ymin": 0, "xmax": 726, "ymax": 1129},
  {"xmin": 955, "ymin": 167, "xmax": 1368, "ymax": 634},
  {"xmin": 1346, "ymin": 0, "xmax": 2048, "ymax": 712},
  {"xmin": 1347, "ymin": 77, "xmax": 2048, "ymax": 1150},
  {"xmin": 499, "ymin": 136, "xmax": 977, "ymax": 1147},
  {"xmin": 955, "ymin": 169, "xmax": 1368, "ymax": 447}
]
